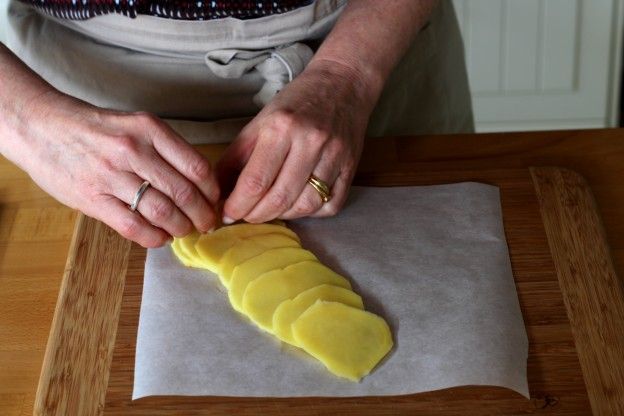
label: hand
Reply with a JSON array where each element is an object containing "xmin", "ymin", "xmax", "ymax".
[
  {"xmin": 217, "ymin": 60, "xmax": 376, "ymax": 223},
  {"xmin": 4, "ymin": 91, "xmax": 219, "ymax": 247}
]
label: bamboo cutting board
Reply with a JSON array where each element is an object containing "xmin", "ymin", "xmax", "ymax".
[{"xmin": 33, "ymin": 167, "xmax": 624, "ymax": 415}]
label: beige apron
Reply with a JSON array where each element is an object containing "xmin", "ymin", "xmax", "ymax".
[{"xmin": 5, "ymin": 0, "xmax": 473, "ymax": 144}]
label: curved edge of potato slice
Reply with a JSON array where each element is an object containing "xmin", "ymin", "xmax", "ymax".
[
  {"xmin": 292, "ymin": 301, "xmax": 393, "ymax": 382},
  {"xmin": 171, "ymin": 238, "xmax": 194, "ymax": 267},
  {"xmin": 228, "ymin": 247, "xmax": 317, "ymax": 312},
  {"xmin": 177, "ymin": 231, "xmax": 204, "ymax": 268},
  {"xmin": 195, "ymin": 223, "xmax": 299, "ymax": 273},
  {"xmin": 171, "ymin": 223, "xmax": 393, "ymax": 383},
  {"xmin": 273, "ymin": 284, "xmax": 364, "ymax": 346},
  {"xmin": 218, "ymin": 232, "xmax": 301, "ymax": 288},
  {"xmin": 241, "ymin": 261, "xmax": 351, "ymax": 332}
]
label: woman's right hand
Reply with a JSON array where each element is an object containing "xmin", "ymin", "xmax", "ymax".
[{"xmin": 1, "ymin": 89, "xmax": 219, "ymax": 248}]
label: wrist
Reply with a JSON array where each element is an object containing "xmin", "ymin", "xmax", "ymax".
[
  {"xmin": 305, "ymin": 56, "xmax": 385, "ymax": 116},
  {"xmin": 1, "ymin": 83, "xmax": 105, "ymax": 168},
  {"xmin": 0, "ymin": 86, "xmax": 60, "ymax": 167},
  {"xmin": 0, "ymin": 44, "xmax": 58, "ymax": 159}
]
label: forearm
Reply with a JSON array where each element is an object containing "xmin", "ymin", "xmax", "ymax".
[
  {"xmin": 0, "ymin": 43, "xmax": 58, "ymax": 162},
  {"xmin": 308, "ymin": 0, "xmax": 438, "ymax": 109},
  {"xmin": 0, "ymin": 43, "xmax": 57, "ymax": 109}
]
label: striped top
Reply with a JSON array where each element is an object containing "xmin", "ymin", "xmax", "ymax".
[{"xmin": 18, "ymin": 0, "xmax": 313, "ymax": 20}]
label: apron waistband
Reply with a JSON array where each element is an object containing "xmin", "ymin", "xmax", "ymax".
[
  {"xmin": 49, "ymin": 0, "xmax": 344, "ymax": 106},
  {"xmin": 52, "ymin": 0, "xmax": 347, "ymax": 54}
]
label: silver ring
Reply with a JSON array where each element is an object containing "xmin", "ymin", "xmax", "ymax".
[{"xmin": 129, "ymin": 180, "xmax": 150, "ymax": 212}]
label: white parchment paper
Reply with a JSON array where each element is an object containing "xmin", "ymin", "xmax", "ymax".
[{"xmin": 133, "ymin": 183, "xmax": 529, "ymax": 399}]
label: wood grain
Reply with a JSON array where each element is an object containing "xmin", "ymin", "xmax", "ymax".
[
  {"xmin": 99, "ymin": 167, "xmax": 596, "ymax": 414},
  {"xmin": 3, "ymin": 129, "xmax": 624, "ymax": 415},
  {"xmin": 531, "ymin": 167, "xmax": 624, "ymax": 415},
  {"xmin": 33, "ymin": 215, "xmax": 131, "ymax": 416}
]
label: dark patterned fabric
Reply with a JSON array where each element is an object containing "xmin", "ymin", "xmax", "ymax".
[{"xmin": 18, "ymin": 0, "xmax": 313, "ymax": 20}]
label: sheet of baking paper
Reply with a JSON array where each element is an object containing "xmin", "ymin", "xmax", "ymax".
[{"xmin": 133, "ymin": 183, "xmax": 529, "ymax": 399}]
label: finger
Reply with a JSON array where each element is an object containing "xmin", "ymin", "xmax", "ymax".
[
  {"xmin": 136, "ymin": 113, "xmax": 220, "ymax": 204},
  {"xmin": 94, "ymin": 196, "xmax": 171, "ymax": 248},
  {"xmin": 243, "ymin": 127, "xmax": 328, "ymax": 223},
  {"xmin": 130, "ymin": 150, "xmax": 217, "ymax": 233},
  {"xmin": 113, "ymin": 172, "xmax": 193, "ymax": 238},
  {"xmin": 279, "ymin": 156, "xmax": 341, "ymax": 220},
  {"xmin": 215, "ymin": 124, "xmax": 258, "ymax": 198},
  {"xmin": 310, "ymin": 167, "xmax": 354, "ymax": 218},
  {"xmin": 222, "ymin": 132, "xmax": 291, "ymax": 223}
]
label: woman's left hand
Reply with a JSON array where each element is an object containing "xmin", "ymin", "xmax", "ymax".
[{"xmin": 216, "ymin": 59, "xmax": 377, "ymax": 223}]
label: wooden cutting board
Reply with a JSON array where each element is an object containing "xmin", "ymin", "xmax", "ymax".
[{"xmin": 32, "ymin": 167, "xmax": 624, "ymax": 415}]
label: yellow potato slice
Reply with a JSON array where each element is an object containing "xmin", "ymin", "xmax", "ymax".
[
  {"xmin": 273, "ymin": 284, "xmax": 364, "ymax": 346},
  {"xmin": 177, "ymin": 230, "xmax": 203, "ymax": 268},
  {"xmin": 242, "ymin": 261, "xmax": 352, "ymax": 332},
  {"xmin": 195, "ymin": 223, "xmax": 299, "ymax": 273},
  {"xmin": 292, "ymin": 301, "xmax": 393, "ymax": 382},
  {"xmin": 218, "ymin": 233, "xmax": 300, "ymax": 288},
  {"xmin": 228, "ymin": 247, "xmax": 316, "ymax": 313},
  {"xmin": 171, "ymin": 238, "xmax": 193, "ymax": 267}
]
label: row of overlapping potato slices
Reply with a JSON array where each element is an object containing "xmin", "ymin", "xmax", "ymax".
[{"xmin": 171, "ymin": 222, "xmax": 392, "ymax": 382}]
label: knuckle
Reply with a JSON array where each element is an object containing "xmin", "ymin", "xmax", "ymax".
[
  {"xmin": 329, "ymin": 138, "xmax": 348, "ymax": 155},
  {"xmin": 98, "ymin": 158, "xmax": 117, "ymax": 176},
  {"xmin": 343, "ymin": 158, "xmax": 357, "ymax": 173},
  {"xmin": 268, "ymin": 189, "xmax": 292, "ymax": 212},
  {"xmin": 266, "ymin": 110, "xmax": 295, "ymax": 136},
  {"xmin": 295, "ymin": 194, "xmax": 320, "ymax": 215},
  {"xmin": 306, "ymin": 128, "xmax": 329, "ymax": 148},
  {"xmin": 241, "ymin": 174, "xmax": 270, "ymax": 197},
  {"xmin": 133, "ymin": 111, "xmax": 160, "ymax": 129},
  {"xmin": 76, "ymin": 177, "xmax": 104, "ymax": 201},
  {"xmin": 150, "ymin": 199, "xmax": 175, "ymax": 222},
  {"xmin": 173, "ymin": 183, "xmax": 197, "ymax": 206},
  {"xmin": 77, "ymin": 171, "xmax": 113, "ymax": 203},
  {"xmin": 188, "ymin": 158, "xmax": 212, "ymax": 183},
  {"xmin": 119, "ymin": 215, "xmax": 142, "ymax": 240},
  {"xmin": 271, "ymin": 109, "xmax": 295, "ymax": 128},
  {"xmin": 115, "ymin": 135, "xmax": 140, "ymax": 156}
]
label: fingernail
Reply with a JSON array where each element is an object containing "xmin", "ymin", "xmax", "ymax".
[
  {"xmin": 206, "ymin": 226, "xmax": 215, "ymax": 234},
  {"xmin": 222, "ymin": 216, "xmax": 235, "ymax": 225}
]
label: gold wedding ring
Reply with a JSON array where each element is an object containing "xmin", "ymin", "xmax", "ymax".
[{"xmin": 307, "ymin": 175, "xmax": 332, "ymax": 203}]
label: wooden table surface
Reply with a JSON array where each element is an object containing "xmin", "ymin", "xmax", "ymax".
[{"xmin": 1, "ymin": 129, "xmax": 623, "ymax": 416}]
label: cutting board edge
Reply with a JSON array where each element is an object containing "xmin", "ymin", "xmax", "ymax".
[
  {"xmin": 33, "ymin": 166, "xmax": 624, "ymax": 415},
  {"xmin": 530, "ymin": 166, "xmax": 624, "ymax": 416},
  {"xmin": 33, "ymin": 214, "xmax": 132, "ymax": 416}
]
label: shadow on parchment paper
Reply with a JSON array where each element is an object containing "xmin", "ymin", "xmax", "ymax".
[
  {"xmin": 351, "ymin": 278, "xmax": 400, "ymax": 368},
  {"xmin": 342, "ymin": 187, "xmax": 365, "ymax": 209},
  {"xmin": 295, "ymin": 234, "xmax": 396, "ymax": 331},
  {"xmin": 291, "ymin": 189, "xmax": 400, "ymax": 365}
]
